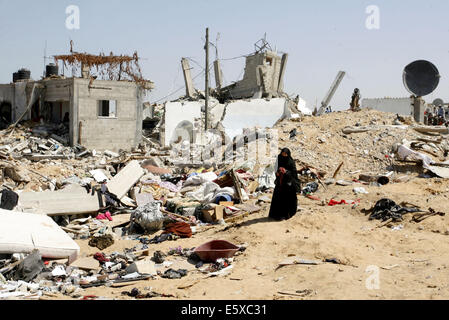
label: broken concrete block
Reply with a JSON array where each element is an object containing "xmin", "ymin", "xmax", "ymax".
[
  {"xmin": 3, "ymin": 166, "xmax": 31, "ymax": 183},
  {"xmin": 107, "ymin": 160, "xmax": 145, "ymax": 199},
  {"xmin": 0, "ymin": 151, "xmax": 9, "ymax": 158},
  {"xmin": 121, "ymin": 196, "xmax": 136, "ymax": 207},
  {"xmin": 0, "ymin": 145, "xmax": 11, "ymax": 152},
  {"xmin": 18, "ymin": 185, "xmax": 100, "ymax": 216},
  {"xmin": 90, "ymin": 169, "xmax": 109, "ymax": 183},
  {"xmin": 12, "ymin": 250, "xmax": 44, "ymax": 282},
  {"xmin": 38, "ymin": 144, "xmax": 51, "ymax": 151},
  {"xmin": 142, "ymin": 164, "xmax": 172, "ymax": 175},
  {"xmin": 125, "ymin": 258, "xmax": 157, "ymax": 275},
  {"xmin": 50, "ymin": 134, "xmax": 68, "ymax": 145},
  {"xmin": 70, "ymin": 257, "xmax": 101, "ymax": 271},
  {"xmin": 13, "ymin": 142, "xmax": 28, "ymax": 152}
]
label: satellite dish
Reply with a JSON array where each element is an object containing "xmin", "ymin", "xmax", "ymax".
[
  {"xmin": 433, "ymin": 98, "xmax": 444, "ymax": 107},
  {"xmin": 403, "ymin": 60, "xmax": 440, "ymax": 97}
]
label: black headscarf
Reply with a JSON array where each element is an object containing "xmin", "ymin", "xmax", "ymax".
[
  {"xmin": 276, "ymin": 148, "xmax": 300, "ymax": 192},
  {"xmin": 278, "ymin": 148, "xmax": 296, "ymax": 172}
]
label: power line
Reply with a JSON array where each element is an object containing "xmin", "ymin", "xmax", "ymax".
[
  {"xmin": 152, "ymin": 51, "xmax": 249, "ymax": 104},
  {"xmin": 220, "ymin": 54, "xmax": 249, "ymax": 61},
  {"xmin": 152, "ymin": 69, "xmax": 205, "ymax": 104}
]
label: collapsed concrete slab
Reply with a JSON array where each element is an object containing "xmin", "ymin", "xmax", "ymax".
[
  {"xmin": 0, "ymin": 209, "xmax": 80, "ymax": 261},
  {"xmin": 17, "ymin": 185, "xmax": 100, "ymax": 216},
  {"xmin": 107, "ymin": 160, "xmax": 145, "ymax": 199}
]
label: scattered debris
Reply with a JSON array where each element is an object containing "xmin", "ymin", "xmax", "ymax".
[{"xmin": 365, "ymin": 199, "xmax": 422, "ymax": 222}]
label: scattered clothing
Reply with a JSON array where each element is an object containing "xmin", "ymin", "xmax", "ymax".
[
  {"xmin": 121, "ymin": 288, "xmax": 175, "ymax": 299},
  {"xmin": 100, "ymin": 183, "xmax": 120, "ymax": 207},
  {"xmin": 302, "ymin": 182, "xmax": 319, "ymax": 195},
  {"xmin": 328, "ymin": 199, "xmax": 357, "ymax": 206},
  {"xmin": 153, "ymin": 251, "xmax": 166, "ymax": 264},
  {"xmin": 96, "ymin": 212, "xmax": 112, "ymax": 221},
  {"xmin": 94, "ymin": 252, "xmax": 110, "ymax": 263},
  {"xmin": 162, "ymin": 268, "xmax": 187, "ymax": 279},
  {"xmin": 289, "ymin": 129, "xmax": 297, "ymax": 139},
  {"xmin": 163, "ymin": 222, "xmax": 192, "ymax": 238},
  {"xmin": 368, "ymin": 198, "xmax": 421, "ymax": 222},
  {"xmin": 149, "ymin": 233, "xmax": 179, "ymax": 244}
]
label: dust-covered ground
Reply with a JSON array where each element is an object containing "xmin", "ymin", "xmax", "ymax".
[
  {"xmin": 44, "ymin": 176, "xmax": 449, "ymax": 301},
  {"xmin": 45, "ymin": 109, "xmax": 449, "ymax": 300}
]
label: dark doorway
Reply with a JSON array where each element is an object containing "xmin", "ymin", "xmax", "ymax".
[
  {"xmin": 31, "ymin": 100, "xmax": 40, "ymax": 121},
  {"xmin": 0, "ymin": 102, "xmax": 12, "ymax": 129}
]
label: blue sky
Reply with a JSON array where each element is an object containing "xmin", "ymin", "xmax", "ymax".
[{"xmin": 1, "ymin": 0, "xmax": 449, "ymax": 110}]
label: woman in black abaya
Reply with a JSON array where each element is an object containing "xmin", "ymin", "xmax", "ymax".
[{"xmin": 269, "ymin": 148, "xmax": 300, "ymax": 221}]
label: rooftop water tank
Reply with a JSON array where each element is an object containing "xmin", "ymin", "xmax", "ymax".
[
  {"xmin": 46, "ymin": 63, "xmax": 59, "ymax": 77},
  {"xmin": 13, "ymin": 68, "xmax": 31, "ymax": 83}
]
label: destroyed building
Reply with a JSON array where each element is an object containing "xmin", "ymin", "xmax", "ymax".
[
  {"xmin": 0, "ymin": 48, "xmax": 154, "ymax": 152},
  {"xmin": 158, "ymin": 38, "xmax": 307, "ymax": 149},
  {"xmin": 218, "ymin": 49, "xmax": 288, "ymax": 100}
]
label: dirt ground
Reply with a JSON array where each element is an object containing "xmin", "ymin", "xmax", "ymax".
[
  {"xmin": 35, "ymin": 109, "xmax": 449, "ymax": 300},
  {"xmin": 45, "ymin": 174, "xmax": 449, "ymax": 301}
]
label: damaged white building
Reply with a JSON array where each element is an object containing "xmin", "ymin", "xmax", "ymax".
[{"xmin": 159, "ymin": 45, "xmax": 309, "ymax": 147}]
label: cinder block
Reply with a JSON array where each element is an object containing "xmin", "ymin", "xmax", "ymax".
[{"xmin": 125, "ymin": 258, "xmax": 157, "ymax": 275}]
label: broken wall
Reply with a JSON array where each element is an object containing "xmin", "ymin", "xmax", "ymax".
[
  {"xmin": 164, "ymin": 98, "xmax": 290, "ymax": 146},
  {"xmin": 229, "ymin": 51, "xmax": 282, "ymax": 99},
  {"xmin": 164, "ymin": 101, "xmax": 203, "ymax": 146},
  {"xmin": 362, "ymin": 97, "xmax": 414, "ymax": 117},
  {"xmin": 221, "ymin": 98, "xmax": 289, "ymax": 138},
  {"xmin": 296, "ymin": 97, "xmax": 311, "ymax": 115}
]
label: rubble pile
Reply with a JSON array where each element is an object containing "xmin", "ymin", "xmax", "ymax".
[
  {"xmin": 2, "ymin": 107, "xmax": 449, "ymax": 300},
  {"xmin": 276, "ymin": 109, "xmax": 449, "ymax": 180}
]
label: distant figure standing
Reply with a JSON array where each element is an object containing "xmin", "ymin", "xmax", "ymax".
[
  {"xmin": 269, "ymin": 148, "xmax": 299, "ymax": 221},
  {"xmin": 350, "ymin": 88, "xmax": 361, "ymax": 111},
  {"xmin": 438, "ymin": 106, "xmax": 445, "ymax": 119}
]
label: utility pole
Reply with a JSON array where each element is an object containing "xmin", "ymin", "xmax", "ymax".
[
  {"xmin": 205, "ymin": 27, "xmax": 209, "ymax": 131},
  {"xmin": 317, "ymin": 71, "xmax": 346, "ymax": 116}
]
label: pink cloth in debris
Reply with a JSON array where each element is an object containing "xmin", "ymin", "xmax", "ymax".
[{"xmin": 96, "ymin": 211, "xmax": 113, "ymax": 221}]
